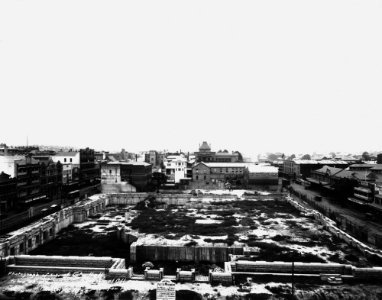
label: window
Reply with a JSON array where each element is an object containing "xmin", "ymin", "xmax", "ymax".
[
  {"xmin": 19, "ymin": 243, "xmax": 24, "ymax": 253},
  {"xmin": 64, "ymin": 158, "xmax": 67, "ymax": 162},
  {"xmin": 109, "ymin": 170, "xmax": 112, "ymax": 174},
  {"xmin": 204, "ymin": 175, "xmax": 206, "ymax": 180},
  {"xmin": 28, "ymin": 239, "xmax": 32, "ymax": 248},
  {"xmin": 70, "ymin": 158, "xmax": 72, "ymax": 162},
  {"xmin": 196, "ymin": 175, "xmax": 199, "ymax": 180}
]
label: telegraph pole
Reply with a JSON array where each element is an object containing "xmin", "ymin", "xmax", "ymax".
[{"xmin": 291, "ymin": 259, "xmax": 295, "ymax": 298}]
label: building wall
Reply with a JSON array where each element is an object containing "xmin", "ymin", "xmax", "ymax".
[
  {"xmin": 51, "ymin": 153, "xmax": 80, "ymax": 165},
  {"xmin": 101, "ymin": 164, "xmax": 121, "ymax": 184},
  {"xmin": 120, "ymin": 164, "xmax": 152, "ymax": 191},
  {"xmin": 0, "ymin": 174, "xmax": 17, "ymax": 212},
  {"xmin": 164, "ymin": 157, "xmax": 187, "ymax": 183},
  {"xmin": 0, "ymin": 156, "xmax": 24, "ymax": 178},
  {"xmin": 248, "ymin": 172, "xmax": 278, "ymax": 184},
  {"xmin": 192, "ymin": 163, "xmax": 211, "ymax": 181}
]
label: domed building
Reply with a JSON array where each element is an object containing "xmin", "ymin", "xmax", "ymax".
[{"xmin": 194, "ymin": 141, "xmax": 240, "ymax": 163}]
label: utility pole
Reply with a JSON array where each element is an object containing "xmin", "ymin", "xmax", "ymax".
[{"xmin": 291, "ymin": 259, "xmax": 295, "ymax": 298}]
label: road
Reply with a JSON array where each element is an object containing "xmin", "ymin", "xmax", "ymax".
[{"xmin": 290, "ymin": 183, "xmax": 382, "ymax": 240}]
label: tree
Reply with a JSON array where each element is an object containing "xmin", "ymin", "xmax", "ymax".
[
  {"xmin": 288, "ymin": 154, "xmax": 296, "ymax": 160},
  {"xmin": 301, "ymin": 154, "xmax": 311, "ymax": 160},
  {"xmin": 362, "ymin": 151, "xmax": 370, "ymax": 161}
]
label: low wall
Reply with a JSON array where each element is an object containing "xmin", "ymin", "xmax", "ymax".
[
  {"xmin": 130, "ymin": 243, "xmax": 243, "ymax": 263},
  {"xmin": 0, "ymin": 195, "xmax": 107, "ymax": 257},
  {"xmin": 6, "ymin": 255, "xmax": 130, "ymax": 276},
  {"xmin": 108, "ymin": 193, "xmax": 192, "ymax": 206},
  {"xmin": 231, "ymin": 260, "xmax": 353, "ymax": 275}
]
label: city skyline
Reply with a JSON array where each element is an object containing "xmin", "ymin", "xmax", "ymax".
[{"xmin": 1, "ymin": 0, "xmax": 381, "ymax": 157}]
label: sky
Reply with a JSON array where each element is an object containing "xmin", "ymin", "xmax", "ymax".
[{"xmin": 1, "ymin": 0, "xmax": 381, "ymax": 158}]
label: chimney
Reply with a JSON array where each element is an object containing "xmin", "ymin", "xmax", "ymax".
[{"xmin": 4, "ymin": 144, "xmax": 8, "ymax": 156}]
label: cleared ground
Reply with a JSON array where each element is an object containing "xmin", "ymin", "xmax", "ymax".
[{"xmin": 30, "ymin": 192, "xmax": 380, "ymax": 268}]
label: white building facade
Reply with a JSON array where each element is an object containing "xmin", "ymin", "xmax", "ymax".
[{"xmin": 164, "ymin": 155, "xmax": 188, "ymax": 183}]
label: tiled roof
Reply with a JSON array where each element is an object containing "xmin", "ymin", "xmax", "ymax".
[
  {"xmin": 333, "ymin": 170, "xmax": 369, "ymax": 180},
  {"xmin": 313, "ymin": 166, "xmax": 344, "ymax": 175}
]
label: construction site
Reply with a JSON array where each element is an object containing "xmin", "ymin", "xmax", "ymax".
[{"xmin": 0, "ymin": 190, "xmax": 382, "ymax": 299}]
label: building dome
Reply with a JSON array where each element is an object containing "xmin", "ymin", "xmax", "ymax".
[{"xmin": 199, "ymin": 141, "xmax": 211, "ymax": 152}]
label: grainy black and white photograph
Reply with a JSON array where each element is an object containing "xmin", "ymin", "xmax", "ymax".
[{"xmin": 0, "ymin": 0, "xmax": 382, "ymax": 299}]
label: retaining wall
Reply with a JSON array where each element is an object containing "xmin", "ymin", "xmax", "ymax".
[
  {"xmin": 0, "ymin": 195, "xmax": 107, "ymax": 257},
  {"xmin": 284, "ymin": 194, "xmax": 382, "ymax": 261},
  {"xmin": 6, "ymin": 254, "xmax": 129, "ymax": 276},
  {"xmin": 107, "ymin": 193, "xmax": 192, "ymax": 206},
  {"xmin": 130, "ymin": 243, "xmax": 243, "ymax": 263}
]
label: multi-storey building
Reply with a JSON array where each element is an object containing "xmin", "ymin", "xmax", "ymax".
[
  {"xmin": 282, "ymin": 159, "xmax": 349, "ymax": 179},
  {"xmin": 101, "ymin": 161, "xmax": 152, "ymax": 191},
  {"xmin": 164, "ymin": 155, "xmax": 187, "ymax": 183},
  {"xmin": 192, "ymin": 162, "xmax": 248, "ymax": 184},
  {"xmin": 52, "ymin": 151, "xmax": 80, "ymax": 203},
  {"xmin": 0, "ymin": 172, "xmax": 17, "ymax": 213},
  {"xmin": 145, "ymin": 150, "xmax": 159, "ymax": 166},
  {"xmin": 247, "ymin": 164, "xmax": 279, "ymax": 185},
  {"xmin": 52, "ymin": 148, "xmax": 100, "ymax": 201},
  {"xmin": 14, "ymin": 156, "xmax": 45, "ymax": 206},
  {"xmin": 194, "ymin": 142, "xmax": 241, "ymax": 163}
]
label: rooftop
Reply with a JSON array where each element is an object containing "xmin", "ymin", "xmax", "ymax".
[
  {"xmin": 197, "ymin": 162, "xmax": 247, "ymax": 168},
  {"xmin": 312, "ymin": 166, "xmax": 344, "ymax": 175},
  {"xmin": 199, "ymin": 141, "xmax": 211, "ymax": 151},
  {"xmin": 349, "ymin": 164, "xmax": 377, "ymax": 168},
  {"xmin": 293, "ymin": 159, "xmax": 348, "ymax": 165},
  {"xmin": 107, "ymin": 161, "xmax": 151, "ymax": 167},
  {"xmin": 332, "ymin": 169, "xmax": 370, "ymax": 180},
  {"xmin": 247, "ymin": 164, "xmax": 278, "ymax": 173},
  {"xmin": 54, "ymin": 152, "xmax": 78, "ymax": 157}
]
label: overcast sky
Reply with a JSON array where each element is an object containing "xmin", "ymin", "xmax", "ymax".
[{"xmin": 1, "ymin": 0, "xmax": 381, "ymax": 158}]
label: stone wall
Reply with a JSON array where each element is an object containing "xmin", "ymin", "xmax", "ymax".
[
  {"xmin": 130, "ymin": 243, "xmax": 243, "ymax": 263},
  {"xmin": 107, "ymin": 193, "xmax": 192, "ymax": 206}
]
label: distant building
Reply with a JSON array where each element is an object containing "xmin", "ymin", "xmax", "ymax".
[
  {"xmin": 52, "ymin": 148, "xmax": 100, "ymax": 201},
  {"xmin": 33, "ymin": 157, "xmax": 63, "ymax": 202},
  {"xmin": 52, "ymin": 151, "xmax": 81, "ymax": 203},
  {"xmin": 164, "ymin": 155, "xmax": 188, "ymax": 183},
  {"xmin": 145, "ymin": 150, "xmax": 160, "ymax": 167},
  {"xmin": 0, "ymin": 172, "xmax": 17, "ymax": 213},
  {"xmin": 247, "ymin": 164, "xmax": 279, "ymax": 185},
  {"xmin": 101, "ymin": 161, "xmax": 152, "ymax": 192},
  {"xmin": 194, "ymin": 142, "xmax": 240, "ymax": 163},
  {"xmin": 307, "ymin": 166, "xmax": 346, "ymax": 188},
  {"xmin": 282, "ymin": 159, "xmax": 349, "ymax": 179},
  {"xmin": 192, "ymin": 162, "xmax": 247, "ymax": 185},
  {"xmin": 79, "ymin": 148, "xmax": 100, "ymax": 198}
]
